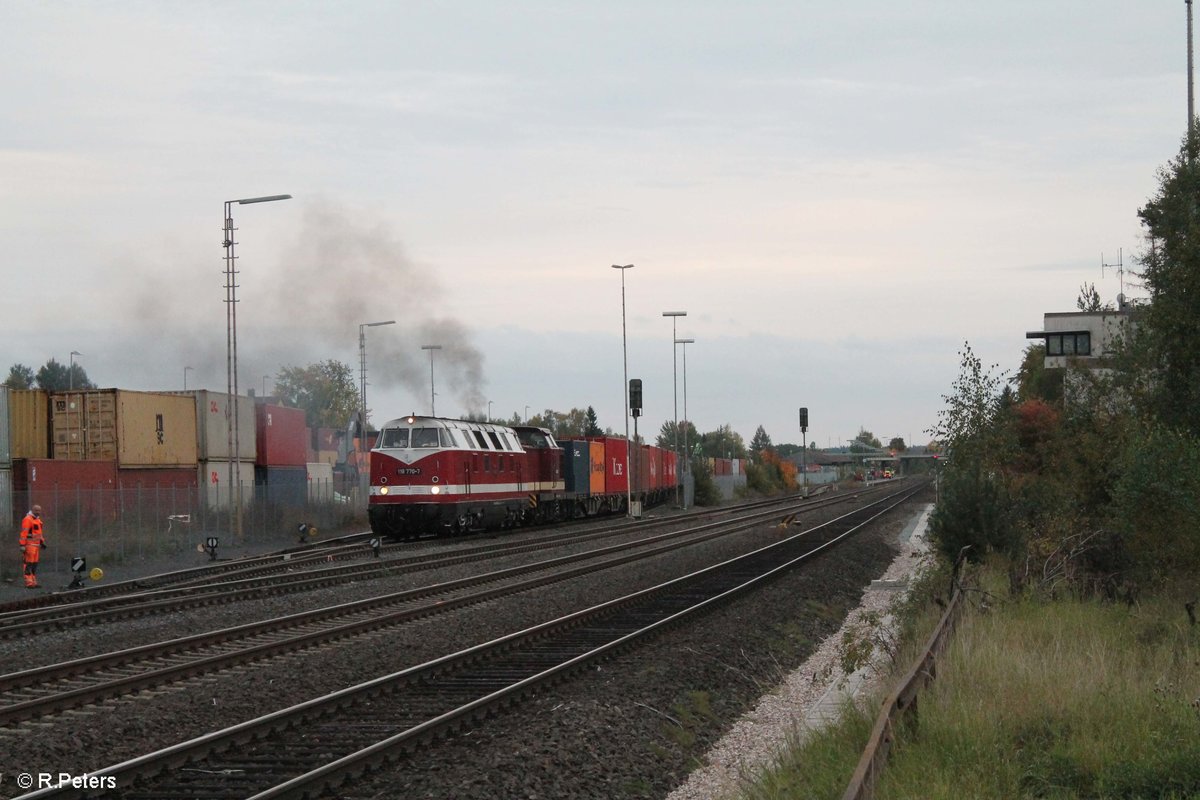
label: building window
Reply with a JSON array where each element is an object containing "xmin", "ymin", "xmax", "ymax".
[{"xmin": 1047, "ymin": 333, "xmax": 1091, "ymax": 357}]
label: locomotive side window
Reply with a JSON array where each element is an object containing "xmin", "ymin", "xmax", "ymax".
[
  {"xmin": 501, "ymin": 433, "xmax": 516, "ymax": 450},
  {"xmin": 472, "ymin": 430, "xmax": 489, "ymax": 449},
  {"xmin": 487, "ymin": 431, "xmax": 503, "ymax": 449},
  {"xmin": 440, "ymin": 429, "xmax": 459, "ymax": 448},
  {"xmin": 380, "ymin": 428, "xmax": 409, "ymax": 448},
  {"xmin": 412, "ymin": 428, "xmax": 441, "ymax": 448}
]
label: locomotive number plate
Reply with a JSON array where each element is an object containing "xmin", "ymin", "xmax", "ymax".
[{"xmin": 396, "ymin": 467, "xmax": 422, "ymax": 475}]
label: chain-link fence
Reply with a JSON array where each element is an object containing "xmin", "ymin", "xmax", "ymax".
[{"xmin": 2, "ymin": 477, "xmax": 368, "ymax": 584}]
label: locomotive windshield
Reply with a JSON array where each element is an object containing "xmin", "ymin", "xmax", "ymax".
[
  {"xmin": 411, "ymin": 427, "xmax": 442, "ymax": 448},
  {"xmin": 379, "ymin": 428, "xmax": 409, "ymax": 448}
]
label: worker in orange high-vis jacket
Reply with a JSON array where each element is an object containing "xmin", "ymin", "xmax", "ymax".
[{"xmin": 19, "ymin": 505, "xmax": 46, "ymax": 589}]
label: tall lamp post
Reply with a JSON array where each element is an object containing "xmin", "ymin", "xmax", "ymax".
[
  {"xmin": 662, "ymin": 311, "xmax": 686, "ymax": 507},
  {"xmin": 487, "ymin": 400, "xmax": 494, "ymax": 421},
  {"xmin": 69, "ymin": 351, "xmax": 81, "ymax": 391},
  {"xmin": 184, "ymin": 366, "xmax": 193, "ymax": 390},
  {"xmin": 359, "ymin": 320, "xmax": 396, "ymax": 446},
  {"xmin": 421, "ymin": 344, "xmax": 442, "ymax": 416},
  {"xmin": 676, "ymin": 337, "xmax": 694, "ymax": 507},
  {"xmin": 223, "ymin": 193, "xmax": 292, "ymax": 541},
  {"xmin": 612, "ymin": 264, "xmax": 634, "ymax": 516}
]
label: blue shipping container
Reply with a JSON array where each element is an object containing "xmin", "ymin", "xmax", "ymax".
[
  {"xmin": 255, "ymin": 465, "xmax": 308, "ymax": 507},
  {"xmin": 559, "ymin": 439, "xmax": 590, "ymax": 494}
]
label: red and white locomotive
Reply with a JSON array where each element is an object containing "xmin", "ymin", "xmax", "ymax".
[{"xmin": 368, "ymin": 414, "xmax": 678, "ymax": 539}]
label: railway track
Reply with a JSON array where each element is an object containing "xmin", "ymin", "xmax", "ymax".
[
  {"xmin": 11, "ymin": 481, "xmax": 927, "ymax": 800},
  {"xmin": 0, "ymin": 488, "xmax": 887, "ymax": 637},
  {"xmin": 0, "ymin": 488, "xmax": 884, "ymax": 725}
]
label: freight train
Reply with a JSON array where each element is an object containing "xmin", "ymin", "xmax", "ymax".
[{"xmin": 367, "ymin": 414, "xmax": 678, "ymax": 539}]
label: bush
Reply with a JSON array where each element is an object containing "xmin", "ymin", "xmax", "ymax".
[
  {"xmin": 929, "ymin": 466, "xmax": 1019, "ymax": 565},
  {"xmin": 690, "ymin": 459, "xmax": 722, "ymax": 506},
  {"xmin": 1111, "ymin": 421, "xmax": 1200, "ymax": 583}
]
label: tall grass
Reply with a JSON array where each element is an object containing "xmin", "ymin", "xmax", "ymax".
[{"xmin": 739, "ymin": 565, "xmax": 1200, "ymax": 800}]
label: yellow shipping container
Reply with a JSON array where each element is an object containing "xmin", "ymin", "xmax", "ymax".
[
  {"xmin": 588, "ymin": 440, "xmax": 605, "ymax": 494},
  {"xmin": 52, "ymin": 390, "xmax": 198, "ymax": 467},
  {"xmin": 7, "ymin": 389, "xmax": 49, "ymax": 460}
]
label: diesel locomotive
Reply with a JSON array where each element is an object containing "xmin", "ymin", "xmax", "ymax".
[{"xmin": 367, "ymin": 414, "xmax": 678, "ymax": 539}]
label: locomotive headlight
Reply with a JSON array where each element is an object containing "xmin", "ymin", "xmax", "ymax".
[
  {"xmin": 379, "ymin": 487, "xmax": 389, "ymax": 495},
  {"xmin": 430, "ymin": 485, "xmax": 441, "ymax": 495}
]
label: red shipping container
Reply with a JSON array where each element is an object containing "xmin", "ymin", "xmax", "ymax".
[
  {"xmin": 255, "ymin": 404, "xmax": 307, "ymax": 466},
  {"xmin": 648, "ymin": 446, "xmax": 663, "ymax": 491},
  {"xmin": 117, "ymin": 467, "xmax": 197, "ymax": 512},
  {"xmin": 11, "ymin": 458, "xmax": 117, "ymax": 523},
  {"xmin": 635, "ymin": 444, "xmax": 650, "ymax": 494},
  {"xmin": 663, "ymin": 449, "xmax": 677, "ymax": 488}
]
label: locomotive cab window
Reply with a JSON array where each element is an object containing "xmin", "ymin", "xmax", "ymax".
[
  {"xmin": 380, "ymin": 428, "xmax": 409, "ymax": 448},
  {"xmin": 440, "ymin": 429, "xmax": 458, "ymax": 448},
  {"xmin": 517, "ymin": 429, "xmax": 550, "ymax": 449},
  {"xmin": 412, "ymin": 428, "xmax": 441, "ymax": 448}
]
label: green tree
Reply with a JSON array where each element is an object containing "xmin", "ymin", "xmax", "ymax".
[
  {"xmin": 1076, "ymin": 282, "xmax": 1105, "ymax": 312},
  {"xmin": 1012, "ymin": 342, "xmax": 1063, "ymax": 404},
  {"xmin": 928, "ymin": 342, "xmax": 1017, "ymax": 564},
  {"xmin": 525, "ymin": 407, "xmax": 595, "ymax": 439},
  {"xmin": 584, "ymin": 406, "xmax": 603, "ymax": 436},
  {"xmin": 749, "ymin": 425, "xmax": 773, "ymax": 460},
  {"xmin": 887, "ymin": 437, "xmax": 906, "ymax": 452},
  {"xmin": 1133, "ymin": 126, "xmax": 1200, "ymax": 432},
  {"xmin": 698, "ymin": 425, "xmax": 746, "ymax": 459},
  {"xmin": 4, "ymin": 364, "xmax": 34, "ymax": 389},
  {"xmin": 275, "ymin": 360, "xmax": 359, "ymax": 429},
  {"xmin": 849, "ymin": 429, "xmax": 883, "ymax": 452},
  {"xmin": 35, "ymin": 359, "xmax": 95, "ymax": 391},
  {"xmin": 656, "ymin": 419, "xmax": 699, "ymax": 452}
]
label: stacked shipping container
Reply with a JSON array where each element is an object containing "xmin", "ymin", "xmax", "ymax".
[
  {"xmin": 51, "ymin": 390, "xmax": 197, "ymax": 466},
  {"xmin": 255, "ymin": 404, "xmax": 308, "ymax": 506},
  {"xmin": 185, "ymin": 390, "xmax": 256, "ymax": 510},
  {"xmin": 0, "ymin": 389, "xmax": 51, "ymax": 526}
]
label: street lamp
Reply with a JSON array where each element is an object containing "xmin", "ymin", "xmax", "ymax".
[
  {"xmin": 421, "ymin": 345, "xmax": 442, "ymax": 416},
  {"xmin": 184, "ymin": 366, "xmax": 193, "ymax": 390},
  {"xmin": 487, "ymin": 400, "xmax": 494, "ymax": 421},
  {"xmin": 262, "ymin": 375, "xmax": 270, "ymax": 398},
  {"xmin": 525, "ymin": 405, "xmax": 530, "ymax": 423},
  {"xmin": 662, "ymin": 311, "xmax": 686, "ymax": 507},
  {"xmin": 69, "ymin": 351, "xmax": 81, "ymax": 391},
  {"xmin": 359, "ymin": 320, "xmax": 396, "ymax": 441},
  {"xmin": 223, "ymin": 193, "xmax": 292, "ymax": 541},
  {"xmin": 612, "ymin": 264, "xmax": 634, "ymax": 516},
  {"xmin": 676, "ymin": 337, "xmax": 695, "ymax": 507}
]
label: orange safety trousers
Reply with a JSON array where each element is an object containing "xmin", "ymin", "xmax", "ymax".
[{"xmin": 20, "ymin": 514, "xmax": 44, "ymax": 587}]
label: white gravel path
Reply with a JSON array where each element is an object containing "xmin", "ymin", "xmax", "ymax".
[{"xmin": 667, "ymin": 503, "xmax": 934, "ymax": 800}]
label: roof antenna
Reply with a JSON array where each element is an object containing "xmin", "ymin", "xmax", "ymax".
[{"xmin": 1101, "ymin": 248, "xmax": 1125, "ymax": 309}]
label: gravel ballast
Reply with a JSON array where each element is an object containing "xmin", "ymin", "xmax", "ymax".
[{"xmin": 0, "ymin": 492, "xmax": 927, "ymax": 800}]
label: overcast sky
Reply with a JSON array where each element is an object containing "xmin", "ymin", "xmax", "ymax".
[{"xmin": 0, "ymin": 2, "xmax": 1186, "ymax": 449}]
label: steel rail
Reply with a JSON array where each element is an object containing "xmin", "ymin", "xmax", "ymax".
[
  {"xmin": 11, "ymin": 482, "xmax": 927, "ymax": 800},
  {"xmin": 0, "ymin": 488, "xmax": 879, "ymax": 637},
  {"xmin": 0, "ymin": 489, "xmax": 889, "ymax": 724}
]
